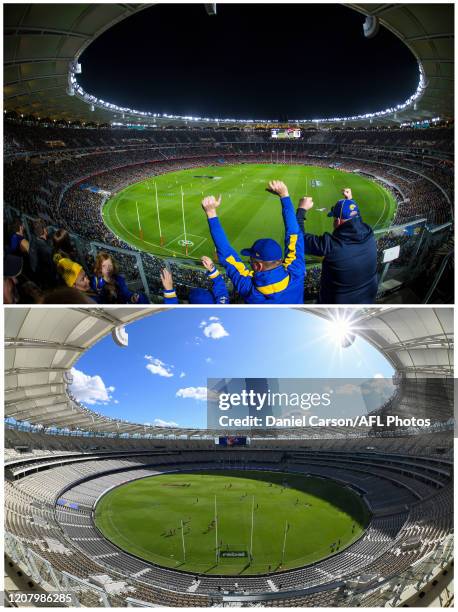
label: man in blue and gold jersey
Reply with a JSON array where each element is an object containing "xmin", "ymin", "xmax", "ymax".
[{"xmin": 201, "ymin": 180, "xmax": 305, "ymax": 304}]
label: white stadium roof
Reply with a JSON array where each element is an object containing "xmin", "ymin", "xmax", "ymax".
[
  {"xmin": 4, "ymin": 307, "xmax": 453, "ymax": 436},
  {"xmin": 4, "ymin": 3, "xmax": 453, "ymax": 127}
]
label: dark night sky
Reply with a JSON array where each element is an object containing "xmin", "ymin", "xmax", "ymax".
[{"xmin": 79, "ymin": 3, "xmax": 419, "ymax": 120}]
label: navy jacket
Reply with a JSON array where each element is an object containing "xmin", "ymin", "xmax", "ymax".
[{"xmin": 297, "ymin": 209, "xmax": 377, "ymax": 304}]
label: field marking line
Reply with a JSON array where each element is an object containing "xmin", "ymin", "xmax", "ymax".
[
  {"xmin": 102, "ymin": 496, "xmax": 183, "ymax": 565},
  {"xmin": 188, "ymin": 236, "xmax": 208, "ymax": 256},
  {"xmin": 106, "ymin": 511, "xmax": 179, "ymax": 563},
  {"xmin": 163, "ymin": 231, "xmax": 187, "ymax": 249},
  {"xmin": 164, "ymin": 232, "xmax": 207, "ymax": 255},
  {"xmin": 372, "ymin": 181, "xmax": 390, "ymax": 230},
  {"xmin": 112, "ymin": 196, "xmax": 183, "ymax": 256}
]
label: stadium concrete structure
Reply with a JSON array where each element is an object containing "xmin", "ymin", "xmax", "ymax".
[
  {"xmin": 4, "ymin": 307, "xmax": 454, "ymax": 607},
  {"xmin": 3, "ymin": 3, "xmax": 454, "ymax": 304}
]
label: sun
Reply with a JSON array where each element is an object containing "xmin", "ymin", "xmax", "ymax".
[{"xmin": 326, "ymin": 313, "xmax": 356, "ymax": 348}]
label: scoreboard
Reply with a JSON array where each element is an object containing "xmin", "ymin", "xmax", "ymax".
[
  {"xmin": 271, "ymin": 128, "xmax": 301, "ymax": 139},
  {"xmin": 216, "ymin": 436, "xmax": 248, "ymax": 447}
]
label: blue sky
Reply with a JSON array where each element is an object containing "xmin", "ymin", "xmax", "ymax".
[{"xmin": 71, "ymin": 309, "xmax": 394, "ymax": 428}]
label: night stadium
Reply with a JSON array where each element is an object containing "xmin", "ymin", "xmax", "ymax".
[
  {"xmin": 4, "ymin": 307, "xmax": 454, "ymax": 607},
  {"xmin": 3, "ymin": 3, "xmax": 454, "ymax": 304}
]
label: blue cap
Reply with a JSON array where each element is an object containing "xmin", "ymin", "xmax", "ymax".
[
  {"xmin": 327, "ymin": 199, "xmax": 360, "ymax": 220},
  {"xmin": 241, "ymin": 238, "xmax": 283, "ymax": 261},
  {"xmin": 189, "ymin": 288, "xmax": 215, "ymax": 304}
]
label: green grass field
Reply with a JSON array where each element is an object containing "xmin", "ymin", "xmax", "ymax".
[
  {"xmin": 102, "ymin": 164, "xmax": 397, "ymax": 262},
  {"xmin": 94, "ymin": 470, "xmax": 370, "ymax": 575}
]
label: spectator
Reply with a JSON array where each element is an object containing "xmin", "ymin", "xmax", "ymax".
[
  {"xmin": 8, "ymin": 218, "xmax": 29, "ymax": 256},
  {"xmin": 52, "ymin": 228, "xmax": 78, "ymax": 261},
  {"xmin": 91, "ymin": 252, "xmax": 149, "ymax": 304},
  {"xmin": 201, "ymin": 180, "xmax": 305, "ymax": 303},
  {"xmin": 29, "ymin": 218, "xmax": 58, "ymax": 290},
  {"xmin": 297, "ymin": 188, "xmax": 377, "ymax": 304},
  {"xmin": 161, "ymin": 256, "xmax": 229, "ymax": 304},
  {"xmin": 18, "ymin": 281, "xmax": 44, "ymax": 304},
  {"xmin": 4, "ymin": 254, "xmax": 23, "ymax": 304},
  {"xmin": 41, "ymin": 286, "xmax": 94, "ymax": 304},
  {"xmin": 54, "ymin": 253, "xmax": 98, "ymax": 302}
]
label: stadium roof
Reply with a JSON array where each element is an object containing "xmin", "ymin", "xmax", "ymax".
[
  {"xmin": 4, "ymin": 307, "xmax": 454, "ymax": 436},
  {"xmin": 4, "ymin": 3, "xmax": 453, "ymax": 127}
]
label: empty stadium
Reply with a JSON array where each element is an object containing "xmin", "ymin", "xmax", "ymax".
[
  {"xmin": 4, "ymin": 307, "xmax": 454, "ymax": 607},
  {"xmin": 4, "ymin": 3, "xmax": 454, "ymax": 304}
]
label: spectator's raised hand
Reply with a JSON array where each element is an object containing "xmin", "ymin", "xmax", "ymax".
[
  {"xmin": 343, "ymin": 188, "xmax": 353, "ymax": 200},
  {"xmin": 201, "ymin": 256, "xmax": 215, "ymax": 271},
  {"xmin": 266, "ymin": 180, "xmax": 289, "ymax": 198},
  {"xmin": 298, "ymin": 196, "xmax": 314, "ymax": 211},
  {"xmin": 201, "ymin": 195, "xmax": 221, "ymax": 218},
  {"xmin": 160, "ymin": 268, "xmax": 174, "ymax": 291}
]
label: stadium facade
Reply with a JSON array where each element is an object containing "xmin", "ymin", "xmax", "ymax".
[{"xmin": 4, "ymin": 307, "xmax": 454, "ymax": 607}]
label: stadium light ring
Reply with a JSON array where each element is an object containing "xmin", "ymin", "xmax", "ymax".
[{"xmin": 69, "ymin": 60, "xmax": 426, "ymax": 127}]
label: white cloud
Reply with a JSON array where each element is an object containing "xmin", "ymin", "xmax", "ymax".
[
  {"xmin": 205, "ymin": 357, "xmax": 213, "ymax": 363},
  {"xmin": 373, "ymin": 373, "xmax": 384, "ymax": 378},
  {"xmin": 144, "ymin": 355, "xmax": 174, "ymax": 378},
  {"xmin": 209, "ymin": 316, "xmax": 219, "ymax": 321},
  {"xmin": 335, "ymin": 383, "xmax": 360, "ymax": 396},
  {"xmin": 152, "ymin": 418, "xmax": 179, "ymax": 428},
  {"xmin": 179, "ymin": 372, "xmax": 186, "ymax": 378},
  {"xmin": 70, "ymin": 367, "xmax": 115, "ymax": 405},
  {"xmin": 176, "ymin": 387, "xmax": 207, "ymax": 401},
  {"xmin": 202, "ymin": 322, "xmax": 229, "ymax": 340}
]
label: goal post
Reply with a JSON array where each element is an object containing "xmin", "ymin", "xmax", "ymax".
[
  {"xmin": 214, "ymin": 495, "xmax": 219, "ymax": 565},
  {"xmin": 250, "ymin": 495, "xmax": 255, "ymax": 561},
  {"xmin": 180, "ymin": 186, "xmax": 188, "ymax": 256},
  {"xmin": 181, "ymin": 519, "xmax": 186, "ymax": 563},
  {"xmin": 154, "ymin": 182, "xmax": 164, "ymax": 246},
  {"xmin": 136, "ymin": 201, "xmax": 143, "ymax": 241},
  {"xmin": 281, "ymin": 520, "xmax": 289, "ymax": 565}
]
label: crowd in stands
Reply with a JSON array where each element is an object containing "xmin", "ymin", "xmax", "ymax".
[
  {"xmin": 4, "ymin": 217, "xmax": 150, "ymax": 303},
  {"xmin": 4, "ymin": 118, "xmax": 453, "ymax": 157},
  {"xmin": 3, "ymin": 121, "xmax": 454, "ymax": 304}
]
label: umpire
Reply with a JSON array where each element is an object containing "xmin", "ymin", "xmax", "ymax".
[{"xmin": 296, "ymin": 188, "xmax": 377, "ymax": 304}]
